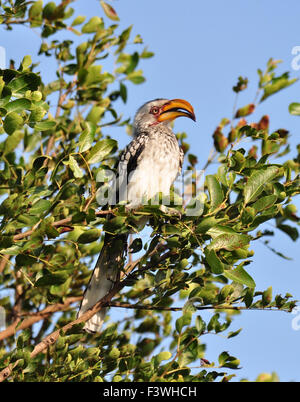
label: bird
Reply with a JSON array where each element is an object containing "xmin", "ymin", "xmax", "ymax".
[{"xmin": 78, "ymin": 98, "xmax": 196, "ymax": 333}]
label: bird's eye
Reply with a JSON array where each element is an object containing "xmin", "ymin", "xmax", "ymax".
[{"xmin": 150, "ymin": 106, "xmax": 160, "ymax": 115}]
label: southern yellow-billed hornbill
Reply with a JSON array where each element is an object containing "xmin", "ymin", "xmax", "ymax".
[{"xmin": 78, "ymin": 98, "xmax": 196, "ymax": 332}]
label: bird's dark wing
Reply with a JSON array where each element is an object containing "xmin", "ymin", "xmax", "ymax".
[
  {"xmin": 114, "ymin": 133, "xmax": 149, "ymax": 204},
  {"xmin": 179, "ymin": 146, "xmax": 184, "ymax": 173},
  {"xmin": 118, "ymin": 133, "xmax": 149, "ymax": 177}
]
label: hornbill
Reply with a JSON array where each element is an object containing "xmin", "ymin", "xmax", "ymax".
[{"xmin": 78, "ymin": 98, "xmax": 196, "ymax": 333}]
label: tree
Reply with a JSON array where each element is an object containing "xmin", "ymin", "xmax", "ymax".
[{"xmin": 0, "ymin": 0, "xmax": 299, "ymax": 382}]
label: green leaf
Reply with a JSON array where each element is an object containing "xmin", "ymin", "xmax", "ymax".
[
  {"xmin": 45, "ymin": 224, "xmax": 60, "ymax": 239},
  {"xmin": 3, "ymin": 129, "xmax": 24, "ymax": 154},
  {"xmin": 78, "ymin": 122, "xmax": 96, "ymax": 153},
  {"xmin": 289, "ymin": 102, "xmax": 300, "ymax": 116},
  {"xmin": 227, "ymin": 328, "xmax": 242, "ymax": 339},
  {"xmin": 3, "ymin": 112, "xmax": 23, "ymax": 135},
  {"xmin": 218, "ymin": 351, "xmax": 230, "ymax": 366},
  {"xmin": 223, "ymin": 265, "xmax": 256, "ymax": 288},
  {"xmin": 162, "ymin": 224, "xmax": 182, "ymax": 236},
  {"xmin": 29, "ymin": 0, "xmax": 43, "ymax": 19},
  {"xmin": 120, "ymin": 82, "xmax": 127, "ymax": 103},
  {"xmin": 196, "ymin": 217, "xmax": 224, "ymax": 234},
  {"xmin": 5, "ymin": 98, "xmax": 31, "ymax": 113},
  {"xmin": 30, "ymin": 199, "xmax": 52, "ymax": 215},
  {"xmin": 64, "ymin": 155, "xmax": 83, "ymax": 178},
  {"xmin": 7, "ymin": 73, "xmax": 41, "ymax": 95},
  {"xmin": 15, "ymin": 254, "xmax": 36, "ymax": 267},
  {"xmin": 129, "ymin": 238, "xmax": 143, "ymax": 253},
  {"xmin": 0, "ymin": 79, "xmax": 5, "ymax": 100},
  {"xmin": 20, "ymin": 55, "xmax": 32, "ymax": 71},
  {"xmin": 35, "ymin": 271, "xmax": 69, "ymax": 287},
  {"xmin": 29, "ymin": 106, "xmax": 47, "ymax": 122},
  {"xmin": 195, "ymin": 316, "xmax": 206, "ymax": 334},
  {"xmin": 34, "ymin": 120, "xmax": 56, "ymax": 131},
  {"xmin": 208, "ymin": 233, "xmax": 251, "ymax": 251},
  {"xmin": 86, "ymin": 105, "xmax": 105, "ymax": 124},
  {"xmin": 0, "ymin": 235, "xmax": 13, "ymax": 249},
  {"xmin": 78, "ymin": 229, "xmax": 101, "ymax": 244},
  {"xmin": 252, "ymin": 195, "xmax": 277, "ymax": 212},
  {"xmin": 87, "ymin": 139, "xmax": 117, "ymax": 164},
  {"xmin": 42, "ymin": 2, "xmax": 57, "ymax": 20},
  {"xmin": 78, "ymin": 65, "xmax": 102, "ymax": 86},
  {"xmin": 206, "ymin": 175, "xmax": 224, "ymax": 211},
  {"xmin": 260, "ymin": 74, "xmax": 297, "ymax": 102},
  {"xmin": 218, "ymin": 351, "xmax": 240, "ymax": 369},
  {"xmin": 109, "ymin": 347, "xmax": 120, "ymax": 359},
  {"xmin": 33, "ymin": 156, "xmax": 52, "ymax": 170},
  {"xmin": 103, "ymin": 216, "xmax": 127, "ymax": 234},
  {"xmin": 235, "ymin": 103, "xmax": 255, "ymax": 118},
  {"xmin": 28, "ymin": 0, "xmax": 43, "ymax": 26},
  {"xmin": 71, "ymin": 15, "xmax": 86, "ymax": 26},
  {"xmin": 17, "ymin": 214, "xmax": 40, "ymax": 226},
  {"xmin": 277, "ymin": 224, "xmax": 298, "ymax": 241},
  {"xmin": 176, "ymin": 312, "xmax": 192, "ymax": 333},
  {"xmin": 244, "ymin": 166, "xmax": 279, "ymax": 204},
  {"xmin": 156, "ymin": 351, "xmax": 172, "ymax": 364},
  {"xmin": 141, "ymin": 47, "xmax": 154, "ymax": 59},
  {"xmin": 262, "ymin": 286, "xmax": 272, "ymax": 305},
  {"xmin": 204, "ymin": 248, "xmax": 224, "ymax": 274},
  {"xmin": 17, "ymin": 329, "xmax": 31, "ymax": 349},
  {"xmin": 81, "ymin": 16, "xmax": 103, "ymax": 33},
  {"xmin": 125, "ymin": 52, "xmax": 139, "ymax": 74},
  {"xmin": 127, "ymin": 70, "xmax": 146, "ymax": 84},
  {"xmin": 206, "ymin": 225, "xmax": 236, "ymax": 238},
  {"xmin": 100, "ymin": 1, "xmax": 120, "ymax": 21}
]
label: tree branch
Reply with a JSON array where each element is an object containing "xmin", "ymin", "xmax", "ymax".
[
  {"xmin": 0, "ymin": 297, "xmax": 82, "ymax": 342},
  {"xmin": 0, "ymin": 277, "xmax": 126, "ymax": 382},
  {"xmin": 0, "ymin": 241, "xmax": 166, "ymax": 381},
  {"xmin": 12, "ymin": 210, "xmax": 112, "ymax": 242},
  {"xmin": 107, "ymin": 301, "xmax": 292, "ymax": 313},
  {"xmin": 0, "ymin": 254, "xmax": 10, "ymax": 274}
]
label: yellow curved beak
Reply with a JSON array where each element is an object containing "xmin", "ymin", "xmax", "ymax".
[{"xmin": 157, "ymin": 98, "xmax": 196, "ymax": 122}]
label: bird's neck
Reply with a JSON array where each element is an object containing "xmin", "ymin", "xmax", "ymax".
[{"xmin": 134, "ymin": 124, "xmax": 176, "ymax": 140}]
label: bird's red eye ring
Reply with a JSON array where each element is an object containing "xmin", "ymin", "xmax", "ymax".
[{"xmin": 150, "ymin": 106, "xmax": 160, "ymax": 115}]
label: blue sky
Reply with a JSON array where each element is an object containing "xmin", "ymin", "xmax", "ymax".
[{"xmin": 1, "ymin": 0, "xmax": 300, "ymax": 381}]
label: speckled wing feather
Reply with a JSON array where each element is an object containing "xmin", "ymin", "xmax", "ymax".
[
  {"xmin": 119, "ymin": 133, "xmax": 149, "ymax": 175},
  {"xmin": 116, "ymin": 133, "xmax": 149, "ymax": 205}
]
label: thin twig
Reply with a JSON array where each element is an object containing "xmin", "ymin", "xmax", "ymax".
[
  {"xmin": 106, "ymin": 301, "xmax": 292, "ymax": 313},
  {"xmin": 0, "ymin": 254, "xmax": 10, "ymax": 274},
  {"xmin": 12, "ymin": 210, "xmax": 112, "ymax": 242}
]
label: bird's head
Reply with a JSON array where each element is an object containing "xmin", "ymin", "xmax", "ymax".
[{"xmin": 133, "ymin": 98, "xmax": 196, "ymax": 134}]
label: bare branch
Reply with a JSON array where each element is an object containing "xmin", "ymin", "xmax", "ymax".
[
  {"xmin": 0, "ymin": 254, "xmax": 10, "ymax": 274},
  {"xmin": 12, "ymin": 210, "xmax": 112, "ymax": 242},
  {"xmin": 0, "ymin": 297, "xmax": 82, "ymax": 342}
]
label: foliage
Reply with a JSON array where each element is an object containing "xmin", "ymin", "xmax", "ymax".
[{"xmin": 0, "ymin": 0, "xmax": 299, "ymax": 382}]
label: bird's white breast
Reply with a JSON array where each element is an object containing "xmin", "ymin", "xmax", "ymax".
[{"xmin": 126, "ymin": 135, "xmax": 180, "ymax": 208}]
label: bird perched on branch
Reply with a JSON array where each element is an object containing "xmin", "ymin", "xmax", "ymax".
[{"xmin": 78, "ymin": 98, "xmax": 196, "ymax": 333}]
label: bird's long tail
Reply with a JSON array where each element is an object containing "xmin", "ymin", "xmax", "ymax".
[{"xmin": 78, "ymin": 233, "xmax": 128, "ymax": 333}]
